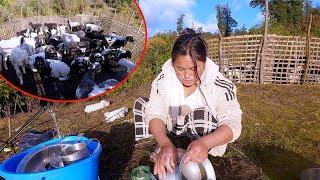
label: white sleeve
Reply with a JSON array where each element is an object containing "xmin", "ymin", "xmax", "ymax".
[
  {"xmin": 214, "ymin": 76, "xmax": 242, "ymax": 142},
  {"xmin": 145, "ymin": 74, "xmax": 167, "ymax": 125}
]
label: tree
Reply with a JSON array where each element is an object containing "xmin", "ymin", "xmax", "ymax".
[
  {"xmin": 234, "ymin": 25, "xmax": 248, "ymax": 35},
  {"xmin": 176, "ymin": 13, "xmax": 185, "ymax": 34},
  {"xmin": 250, "ymin": 0, "xmax": 304, "ymax": 34},
  {"xmin": 216, "ymin": 4, "xmax": 238, "ymax": 37}
]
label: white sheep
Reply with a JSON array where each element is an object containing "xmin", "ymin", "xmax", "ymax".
[
  {"xmin": 62, "ymin": 33, "xmax": 80, "ymax": 45},
  {"xmin": 9, "ymin": 47, "xmax": 29, "ymax": 85},
  {"xmin": 85, "ymin": 23, "xmax": 102, "ymax": 33},
  {"xmin": 0, "ymin": 37, "xmax": 21, "ymax": 71}
]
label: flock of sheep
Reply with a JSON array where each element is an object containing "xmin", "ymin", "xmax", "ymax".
[{"xmin": 0, "ymin": 20, "xmax": 135, "ymax": 99}]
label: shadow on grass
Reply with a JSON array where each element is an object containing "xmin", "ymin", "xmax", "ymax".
[
  {"xmin": 84, "ymin": 122, "xmax": 135, "ymax": 180},
  {"xmin": 242, "ymin": 143, "xmax": 319, "ymax": 180}
]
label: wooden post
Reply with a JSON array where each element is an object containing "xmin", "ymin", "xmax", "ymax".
[
  {"xmin": 303, "ymin": 14, "xmax": 313, "ymax": 84},
  {"xmin": 20, "ymin": 6, "xmax": 23, "ymax": 18},
  {"xmin": 259, "ymin": 0, "xmax": 269, "ymax": 84},
  {"xmin": 7, "ymin": 105, "xmax": 12, "ymax": 137},
  {"xmin": 218, "ymin": 28, "xmax": 224, "ymax": 73}
]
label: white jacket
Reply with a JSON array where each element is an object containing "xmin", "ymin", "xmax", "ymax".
[{"xmin": 145, "ymin": 58, "xmax": 242, "ymax": 156}]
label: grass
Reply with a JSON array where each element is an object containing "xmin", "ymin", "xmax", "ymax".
[
  {"xmin": 237, "ymin": 84, "xmax": 320, "ymax": 180},
  {"xmin": 0, "ymin": 84, "xmax": 319, "ymax": 179}
]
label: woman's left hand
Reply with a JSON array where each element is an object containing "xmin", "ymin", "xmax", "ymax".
[{"xmin": 183, "ymin": 139, "xmax": 209, "ymax": 164}]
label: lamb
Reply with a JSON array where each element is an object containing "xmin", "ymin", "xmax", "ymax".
[
  {"xmin": 9, "ymin": 47, "xmax": 29, "ymax": 85},
  {"xmin": 34, "ymin": 56, "xmax": 70, "ymax": 81}
]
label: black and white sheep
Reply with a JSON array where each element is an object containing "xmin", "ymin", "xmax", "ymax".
[{"xmin": 33, "ymin": 56, "xmax": 70, "ymax": 81}]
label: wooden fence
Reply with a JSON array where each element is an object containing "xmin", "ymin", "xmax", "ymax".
[
  {"xmin": 0, "ymin": 13, "xmax": 145, "ymax": 62},
  {"xmin": 207, "ymin": 34, "xmax": 320, "ymax": 84}
]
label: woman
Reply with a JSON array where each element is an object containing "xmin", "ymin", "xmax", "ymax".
[{"xmin": 144, "ymin": 28, "xmax": 242, "ymax": 178}]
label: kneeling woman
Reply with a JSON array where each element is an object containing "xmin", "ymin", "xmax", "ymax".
[{"xmin": 145, "ymin": 28, "xmax": 242, "ymax": 178}]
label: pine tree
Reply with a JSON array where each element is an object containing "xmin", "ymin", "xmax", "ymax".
[
  {"xmin": 176, "ymin": 13, "xmax": 185, "ymax": 34},
  {"xmin": 216, "ymin": 4, "xmax": 238, "ymax": 37}
]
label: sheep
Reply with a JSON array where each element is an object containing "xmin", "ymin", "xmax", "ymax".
[
  {"xmin": 118, "ymin": 58, "xmax": 135, "ymax": 73},
  {"xmin": 75, "ymin": 62, "xmax": 101, "ymax": 99},
  {"xmin": 78, "ymin": 41, "xmax": 91, "ymax": 55},
  {"xmin": 106, "ymin": 32, "xmax": 134, "ymax": 48},
  {"xmin": 57, "ymin": 25, "xmax": 68, "ymax": 35},
  {"xmin": 0, "ymin": 36, "xmax": 34, "ymax": 71},
  {"xmin": 117, "ymin": 49, "xmax": 132, "ymax": 60},
  {"xmin": 0, "ymin": 36, "xmax": 22, "ymax": 71},
  {"xmin": 16, "ymin": 28, "xmax": 31, "ymax": 38},
  {"xmin": 29, "ymin": 52, "xmax": 45, "ymax": 71},
  {"xmin": 35, "ymin": 45, "xmax": 48, "ymax": 54},
  {"xmin": 44, "ymin": 45, "xmax": 61, "ymax": 59},
  {"xmin": 33, "ymin": 56, "xmax": 70, "ymax": 81},
  {"xmin": 85, "ymin": 23, "xmax": 102, "ymax": 34},
  {"xmin": 62, "ymin": 33, "xmax": 81, "ymax": 47},
  {"xmin": 47, "ymin": 36, "xmax": 62, "ymax": 48},
  {"xmin": 68, "ymin": 20, "xmax": 84, "ymax": 32},
  {"xmin": 29, "ymin": 22, "xmax": 42, "ymax": 33},
  {"xmin": 70, "ymin": 56, "xmax": 92, "ymax": 74},
  {"xmin": 9, "ymin": 47, "xmax": 29, "ymax": 85},
  {"xmin": 44, "ymin": 23, "xmax": 59, "ymax": 30}
]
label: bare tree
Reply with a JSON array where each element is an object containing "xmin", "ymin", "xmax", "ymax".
[
  {"xmin": 303, "ymin": 14, "xmax": 313, "ymax": 84},
  {"xmin": 259, "ymin": 0, "xmax": 269, "ymax": 84}
]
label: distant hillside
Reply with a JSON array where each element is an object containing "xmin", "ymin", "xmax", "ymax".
[{"xmin": 0, "ymin": 0, "xmax": 139, "ymax": 24}]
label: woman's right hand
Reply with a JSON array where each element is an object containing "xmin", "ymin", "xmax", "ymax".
[{"xmin": 154, "ymin": 142, "xmax": 177, "ymax": 179}]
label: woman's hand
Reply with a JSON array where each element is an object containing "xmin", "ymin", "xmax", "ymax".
[
  {"xmin": 183, "ymin": 139, "xmax": 209, "ymax": 164},
  {"xmin": 154, "ymin": 142, "xmax": 177, "ymax": 179}
]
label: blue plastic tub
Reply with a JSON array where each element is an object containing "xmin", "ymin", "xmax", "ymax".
[{"xmin": 0, "ymin": 136, "xmax": 102, "ymax": 180}]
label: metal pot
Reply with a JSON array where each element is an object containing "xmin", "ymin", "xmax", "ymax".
[
  {"xmin": 16, "ymin": 143, "xmax": 67, "ymax": 173},
  {"xmin": 60, "ymin": 142, "xmax": 89, "ymax": 165},
  {"xmin": 60, "ymin": 138, "xmax": 100, "ymax": 165}
]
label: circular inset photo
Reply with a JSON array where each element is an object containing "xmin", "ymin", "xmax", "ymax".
[{"xmin": 0, "ymin": 0, "xmax": 147, "ymax": 102}]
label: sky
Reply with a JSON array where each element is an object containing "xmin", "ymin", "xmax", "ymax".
[{"xmin": 139, "ymin": 0, "xmax": 264, "ymax": 36}]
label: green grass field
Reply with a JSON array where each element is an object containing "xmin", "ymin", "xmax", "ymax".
[{"xmin": 0, "ymin": 84, "xmax": 319, "ymax": 179}]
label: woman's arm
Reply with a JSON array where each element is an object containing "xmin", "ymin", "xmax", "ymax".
[
  {"xmin": 149, "ymin": 118, "xmax": 172, "ymax": 147},
  {"xmin": 150, "ymin": 118, "xmax": 177, "ymax": 179},
  {"xmin": 198, "ymin": 124, "xmax": 233, "ymax": 149}
]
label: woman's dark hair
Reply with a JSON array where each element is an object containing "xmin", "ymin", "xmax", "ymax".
[{"xmin": 172, "ymin": 28, "xmax": 207, "ymax": 81}]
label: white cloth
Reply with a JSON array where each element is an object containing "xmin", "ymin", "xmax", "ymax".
[{"xmin": 145, "ymin": 57, "xmax": 242, "ymax": 156}]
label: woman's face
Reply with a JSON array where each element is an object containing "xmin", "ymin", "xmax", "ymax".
[{"xmin": 173, "ymin": 55, "xmax": 205, "ymax": 87}]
